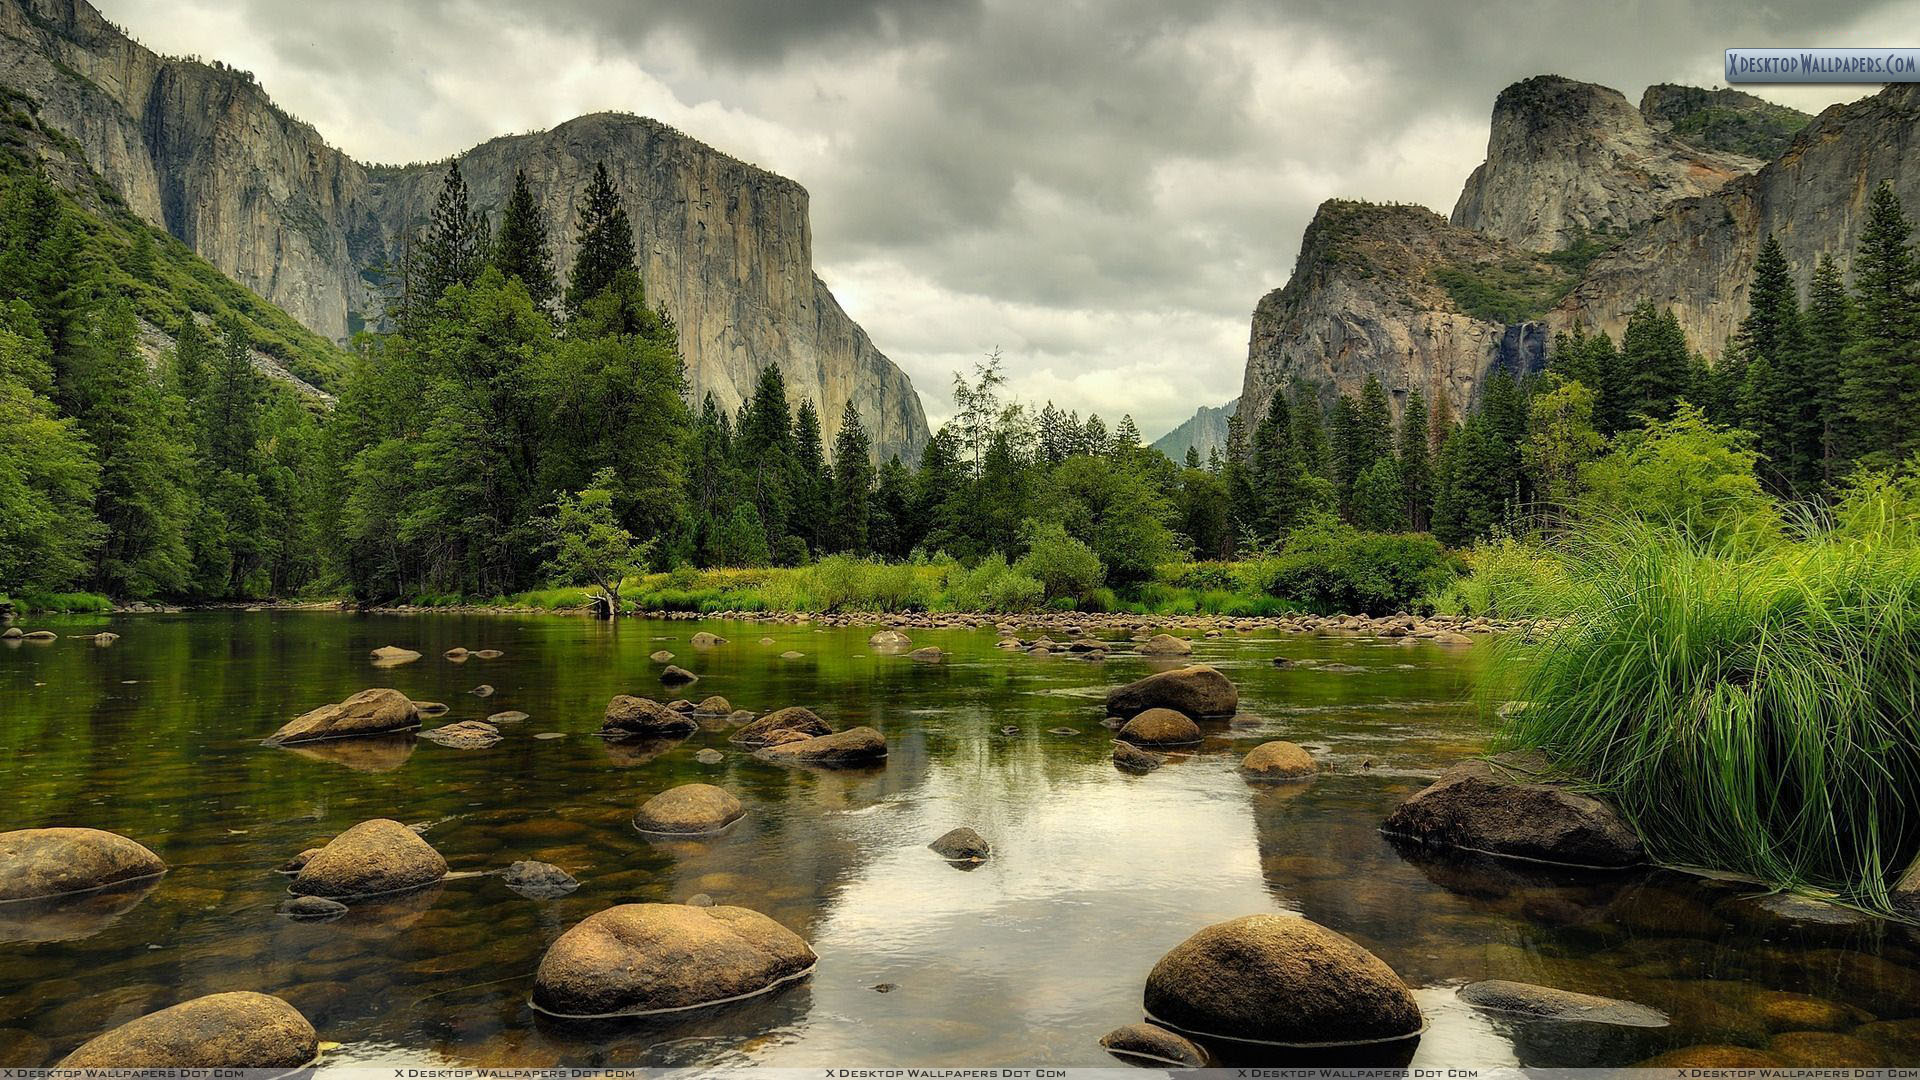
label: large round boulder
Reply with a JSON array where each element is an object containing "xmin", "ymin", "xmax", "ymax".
[
  {"xmin": 1143, "ymin": 914, "xmax": 1423, "ymax": 1048},
  {"xmin": 1241, "ymin": 741, "xmax": 1316, "ymax": 780},
  {"xmin": 1137, "ymin": 633, "xmax": 1194, "ymax": 656},
  {"xmin": 690, "ymin": 631, "xmax": 726, "ymax": 648},
  {"xmin": 869, "ymin": 629, "xmax": 912, "ymax": 649},
  {"xmin": 602, "ymin": 695, "xmax": 697, "ymax": 737},
  {"xmin": 634, "ymin": 784, "xmax": 746, "ymax": 834},
  {"xmin": 288, "ymin": 819, "xmax": 448, "ymax": 900},
  {"xmin": 268, "ymin": 688, "xmax": 419, "ymax": 745},
  {"xmin": 1117, "ymin": 708, "xmax": 1202, "ymax": 747},
  {"xmin": 531, "ymin": 903, "xmax": 817, "ymax": 1018},
  {"xmin": 56, "ymin": 992, "xmax": 317, "ymax": 1068},
  {"xmin": 1106, "ymin": 665, "xmax": 1238, "ymax": 720},
  {"xmin": 756, "ymin": 726, "xmax": 888, "ymax": 766},
  {"xmin": 368, "ymin": 644, "xmax": 421, "ymax": 667},
  {"xmin": 0, "ymin": 828, "xmax": 166, "ymax": 900},
  {"xmin": 1381, "ymin": 753, "xmax": 1644, "ymax": 868},
  {"xmin": 729, "ymin": 706, "xmax": 832, "ymax": 747}
]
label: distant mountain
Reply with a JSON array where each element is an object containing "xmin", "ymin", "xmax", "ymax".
[
  {"xmin": 1151, "ymin": 399, "xmax": 1237, "ymax": 462},
  {"xmin": 1639, "ymin": 83, "xmax": 1812, "ymax": 161},
  {"xmin": 0, "ymin": 0, "xmax": 929, "ymax": 461}
]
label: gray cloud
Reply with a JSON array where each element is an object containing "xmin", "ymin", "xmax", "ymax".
[{"xmin": 109, "ymin": 0, "xmax": 1907, "ymax": 434}]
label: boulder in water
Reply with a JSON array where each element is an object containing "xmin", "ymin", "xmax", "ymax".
[
  {"xmin": 468, "ymin": 684, "xmax": 494, "ymax": 697},
  {"xmin": 56, "ymin": 991, "xmax": 317, "ymax": 1068},
  {"xmin": 694, "ymin": 695, "xmax": 733, "ymax": 715},
  {"xmin": 288, "ymin": 818, "xmax": 447, "ymax": 900},
  {"xmin": 929, "ymin": 827, "xmax": 991, "ymax": 862},
  {"xmin": 1100, "ymin": 1022, "xmax": 1211, "ymax": 1067},
  {"xmin": 418, "ymin": 720, "xmax": 501, "ymax": 749},
  {"xmin": 443, "ymin": 647, "xmax": 470, "ymax": 661},
  {"xmin": 487, "ymin": 710, "xmax": 529, "ymax": 724},
  {"xmin": 908, "ymin": 646, "xmax": 945, "ymax": 663},
  {"xmin": 1117, "ymin": 708, "xmax": 1202, "ymax": 747},
  {"xmin": 649, "ymin": 649, "xmax": 675, "ymax": 663},
  {"xmin": 634, "ymin": 783, "xmax": 746, "ymax": 834},
  {"xmin": 369, "ymin": 644, "xmax": 421, "ymax": 666},
  {"xmin": 473, "ymin": 649, "xmax": 503, "ymax": 659},
  {"xmin": 531, "ymin": 903, "xmax": 816, "ymax": 1017},
  {"xmin": 1112, "ymin": 742, "xmax": 1166, "ymax": 773},
  {"xmin": 1458, "ymin": 980, "xmax": 1667, "ymax": 1027},
  {"xmin": 0, "ymin": 627, "xmax": 20, "ymax": 640},
  {"xmin": 0, "ymin": 828, "xmax": 166, "ymax": 901},
  {"xmin": 1240, "ymin": 741, "xmax": 1316, "ymax": 780},
  {"xmin": 690, "ymin": 631, "xmax": 726, "ymax": 648},
  {"xmin": 1137, "ymin": 633, "xmax": 1193, "ymax": 656},
  {"xmin": 502, "ymin": 860, "xmax": 579, "ymax": 899},
  {"xmin": 757, "ymin": 726, "xmax": 887, "ymax": 766},
  {"xmin": 268, "ymin": 688, "xmax": 419, "ymax": 745},
  {"xmin": 729, "ymin": 706, "xmax": 832, "ymax": 747},
  {"xmin": 602, "ymin": 695, "xmax": 697, "ymax": 737},
  {"xmin": 20, "ymin": 630, "xmax": 55, "ymax": 642},
  {"xmin": 1143, "ymin": 914, "xmax": 1423, "ymax": 1048},
  {"xmin": 869, "ymin": 629, "xmax": 912, "ymax": 649},
  {"xmin": 660, "ymin": 665, "xmax": 699, "ymax": 686},
  {"xmin": 1106, "ymin": 665, "xmax": 1238, "ymax": 720},
  {"xmin": 278, "ymin": 895, "xmax": 348, "ymax": 921},
  {"xmin": 1381, "ymin": 752, "xmax": 1643, "ymax": 868}
]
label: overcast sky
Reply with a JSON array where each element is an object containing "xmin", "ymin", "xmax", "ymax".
[{"xmin": 101, "ymin": 0, "xmax": 1910, "ymax": 437}]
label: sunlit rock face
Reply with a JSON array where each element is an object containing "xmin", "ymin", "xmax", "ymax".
[{"xmin": 0, "ymin": 0, "xmax": 929, "ymax": 463}]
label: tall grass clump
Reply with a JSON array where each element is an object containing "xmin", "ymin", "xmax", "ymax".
[
  {"xmin": 1493, "ymin": 497, "xmax": 1920, "ymax": 908},
  {"xmin": 1430, "ymin": 536, "xmax": 1572, "ymax": 618}
]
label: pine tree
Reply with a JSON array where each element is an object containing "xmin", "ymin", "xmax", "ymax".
[
  {"xmin": 1619, "ymin": 303, "xmax": 1693, "ymax": 425},
  {"xmin": 735, "ymin": 362, "xmax": 796, "ymax": 547},
  {"xmin": 566, "ymin": 162, "xmax": 637, "ymax": 316},
  {"xmin": 493, "ymin": 169, "xmax": 556, "ymax": 309},
  {"xmin": 791, "ymin": 397, "xmax": 828, "ymax": 556},
  {"xmin": 1355, "ymin": 374, "xmax": 1394, "ymax": 466},
  {"xmin": 1351, "ymin": 458, "xmax": 1405, "ymax": 532},
  {"xmin": 869, "ymin": 455, "xmax": 913, "ymax": 559},
  {"xmin": 1841, "ymin": 181, "xmax": 1920, "ymax": 470},
  {"xmin": 1184, "ymin": 445, "xmax": 1201, "ymax": 469},
  {"xmin": 1736, "ymin": 236, "xmax": 1817, "ymax": 494},
  {"xmin": 1803, "ymin": 254, "xmax": 1854, "ymax": 484},
  {"xmin": 828, "ymin": 400, "xmax": 873, "ymax": 553},
  {"xmin": 1222, "ymin": 412, "xmax": 1256, "ymax": 551},
  {"xmin": 0, "ymin": 302, "xmax": 101, "ymax": 593},
  {"xmin": 1037, "ymin": 401, "xmax": 1073, "ymax": 464},
  {"xmin": 1288, "ymin": 381, "xmax": 1328, "ymax": 478},
  {"xmin": 1113, "ymin": 414, "xmax": 1142, "ymax": 454},
  {"xmin": 1082, "ymin": 413, "xmax": 1108, "ymax": 454},
  {"xmin": 1397, "ymin": 392, "xmax": 1432, "ymax": 531},
  {"xmin": 1250, "ymin": 388, "xmax": 1301, "ymax": 541},
  {"xmin": 407, "ymin": 160, "xmax": 485, "ymax": 332}
]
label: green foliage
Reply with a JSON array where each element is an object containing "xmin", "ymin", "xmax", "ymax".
[
  {"xmin": 1015, "ymin": 519, "xmax": 1104, "ymax": 603},
  {"xmin": 1490, "ymin": 489, "xmax": 1920, "ymax": 908},
  {"xmin": 941, "ymin": 554, "xmax": 1045, "ymax": 612},
  {"xmin": 566, "ymin": 162, "xmax": 637, "ymax": 316},
  {"xmin": 1660, "ymin": 101, "xmax": 1809, "ymax": 159},
  {"xmin": 9, "ymin": 589, "xmax": 112, "ymax": 613},
  {"xmin": 1428, "ymin": 536, "xmax": 1570, "ymax": 618},
  {"xmin": 1841, "ymin": 182, "xmax": 1920, "ymax": 472},
  {"xmin": 1432, "ymin": 257, "xmax": 1575, "ymax": 323},
  {"xmin": 542, "ymin": 467, "xmax": 647, "ymax": 612},
  {"xmin": 1577, "ymin": 403, "xmax": 1779, "ymax": 545},
  {"xmin": 1246, "ymin": 514, "xmax": 1458, "ymax": 616}
]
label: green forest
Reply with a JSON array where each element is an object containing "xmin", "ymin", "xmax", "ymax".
[{"xmin": 5, "ymin": 129, "xmax": 1920, "ymax": 620}]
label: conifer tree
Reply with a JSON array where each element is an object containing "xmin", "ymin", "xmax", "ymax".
[
  {"xmin": 1351, "ymin": 458, "xmax": 1405, "ymax": 532},
  {"xmin": 1289, "ymin": 380, "xmax": 1328, "ymax": 477},
  {"xmin": 792, "ymin": 397, "xmax": 828, "ymax": 555},
  {"xmin": 1114, "ymin": 414, "xmax": 1142, "ymax": 454},
  {"xmin": 1841, "ymin": 181, "xmax": 1920, "ymax": 470},
  {"xmin": 566, "ymin": 163, "xmax": 637, "ymax": 316},
  {"xmin": 1328, "ymin": 393, "xmax": 1360, "ymax": 513},
  {"xmin": 828, "ymin": 400, "xmax": 873, "ymax": 554},
  {"xmin": 1619, "ymin": 303, "xmax": 1693, "ymax": 425},
  {"xmin": 1355, "ymin": 374, "xmax": 1394, "ymax": 467},
  {"xmin": 408, "ymin": 160, "xmax": 485, "ymax": 331},
  {"xmin": 1803, "ymin": 254, "xmax": 1854, "ymax": 483},
  {"xmin": 1250, "ymin": 388, "xmax": 1302, "ymax": 541},
  {"xmin": 1184, "ymin": 445, "xmax": 1202, "ymax": 469},
  {"xmin": 1397, "ymin": 392, "xmax": 1432, "ymax": 531},
  {"xmin": 869, "ymin": 455, "xmax": 913, "ymax": 559},
  {"xmin": 493, "ymin": 169, "xmax": 556, "ymax": 309}
]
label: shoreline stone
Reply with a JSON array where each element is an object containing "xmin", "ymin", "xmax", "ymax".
[
  {"xmin": 634, "ymin": 784, "xmax": 746, "ymax": 834},
  {"xmin": 1381, "ymin": 752, "xmax": 1644, "ymax": 869}
]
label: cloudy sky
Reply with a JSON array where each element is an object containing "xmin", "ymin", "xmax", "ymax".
[{"xmin": 103, "ymin": 0, "xmax": 1909, "ymax": 436}]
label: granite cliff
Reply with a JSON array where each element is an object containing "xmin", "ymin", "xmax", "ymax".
[
  {"xmin": 0, "ymin": 0, "xmax": 929, "ymax": 461},
  {"xmin": 1150, "ymin": 398, "xmax": 1238, "ymax": 463}
]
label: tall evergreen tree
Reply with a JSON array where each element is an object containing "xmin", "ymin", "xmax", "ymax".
[
  {"xmin": 828, "ymin": 401, "xmax": 873, "ymax": 554},
  {"xmin": 566, "ymin": 162, "xmax": 637, "ymax": 315},
  {"xmin": 869, "ymin": 455, "xmax": 913, "ymax": 559},
  {"xmin": 1289, "ymin": 380, "xmax": 1328, "ymax": 478},
  {"xmin": 1249, "ymin": 388, "xmax": 1301, "ymax": 541},
  {"xmin": 1355, "ymin": 375, "xmax": 1394, "ymax": 467},
  {"xmin": 1841, "ymin": 181, "xmax": 1920, "ymax": 470},
  {"xmin": 791, "ymin": 397, "xmax": 828, "ymax": 556},
  {"xmin": 493, "ymin": 169, "xmax": 556, "ymax": 309},
  {"xmin": 1619, "ymin": 303, "xmax": 1693, "ymax": 425},
  {"xmin": 1803, "ymin": 254, "xmax": 1854, "ymax": 484},
  {"xmin": 1397, "ymin": 392, "xmax": 1432, "ymax": 531},
  {"xmin": 406, "ymin": 160, "xmax": 486, "ymax": 333}
]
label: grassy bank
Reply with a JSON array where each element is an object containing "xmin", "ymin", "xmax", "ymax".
[
  {"xmin": 1, "ymin": 591, "xmax": 114, "ymax": 615},
  {"xmin": 1471, "ymin": 475, "xmax": 1920, "ymax": 908}
]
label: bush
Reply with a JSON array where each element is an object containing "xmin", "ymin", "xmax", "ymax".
[
  {"xmin": 941, "ymin": 554, "xmax": 1044, "ymax": 612},
  {"xmin": 1429, "ymin": 536, "xmax": 1570, "ymax": 617},
  {"xmin": 1248, "ymin": 516, "xmax": 1457, "ymax": 615},
  {"xmin": 1016, "ymin": 521, "xmax": 1104, "ymax": 603},
  {"xmin": 1493, "ymin": 508, "xmax": 1920, "ymax": 909},
  {"xmin": 13, "ymin": 590, "xmax": 113, "ymax": 613}
]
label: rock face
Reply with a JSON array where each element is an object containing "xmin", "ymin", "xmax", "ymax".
[
  {"xmin": 1233, "ymin": 200, "xmax": 1549, "ymax": 437},
  {"xmin": 57, "ymin": 992, "xmax": 318, "ymax": 1068},
  {"xmin": 1381, "ymin": 754, "xmax": 1644, "ymax": 868},
  {"xmin": 1149, "ymin": 398, "xmax": 1237, "ymax": 464},
  {"xmin": 0, "ymin": 0, "xmax": 928, "ymax": 462},
  {"xmin": 634, "ymin": 784, "xmax": 746, "ymax": 834},
  {"xmin": 0, "ymin": 828, "xmax": 165, "ymax": 900},
  {"xmin": 1143, "ymin": 914, "xmax": 1423, "ymax": 1048},
  {"xmin": 1451, "ymin": 75, "xmax": 1760, "ymax": 252},
  {"xmin": 1107, "ymin": 665, "xmax": 1238, "ymax": 720},
  {"xmin": 288, "ymin": 818, "xmax": 448, "ymax": 899},
  {"xmin": 532, "ymin": 903, "xmax": 817, "ymax": 1017}
]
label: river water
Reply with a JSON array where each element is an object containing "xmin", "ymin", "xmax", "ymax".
[{"xmin": 1, "ymin": 612, "xmax": 1916, "ymax": 1067}]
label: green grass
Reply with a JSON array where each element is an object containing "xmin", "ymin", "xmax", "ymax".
[
  {"xmin": 1433, "ymin": 257, "xmax": 1577, "ymax": 324},
  {"xmin": 10, "ymin": 590, "xmax": 113, "ymax": 613},
  {"xmin": 1487, "ymin": 499, "xmax": 1920, "ymax": 909}
]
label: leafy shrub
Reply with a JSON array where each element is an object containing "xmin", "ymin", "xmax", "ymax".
[
  {"xmin": 1016, "ymin": 521, "xmax": 1104, "ymax": 603},
  {"xmin": 1429, "ymin": 537, "xmax": 1570, "ymax": 617},
  {"xmin": 12, "ymin": 590, "xmax": 112, "ymax": 613},
  {"xmin": 942, "ymin": 555, "xmax": 1044, "ymax": 612},
  {"xmin": 1248, "ymin": 515, "xmax": 1458, "ymax": 615}
]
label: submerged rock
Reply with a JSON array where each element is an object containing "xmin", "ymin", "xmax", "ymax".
[
  {"xmin": 660, "ymin": 665, "xmax": 699, "ymax": 685},
  {"xmin": 690, "ymin": 631, "xmax": 726, "ymax": 648},
  {"xmin": 369, "ymin": 644, "xmax": 421, "ymax": 666},
  {"xmin": 1112, "ymin": 742, "xmax": 1166, "ymax": 773},
  {"xmin": 418, "ymin": 720, "xmax": 501, "ymax": 749},
  {"xmin": 413, "ymin": 700, "xmax": 450, "ymax": 716},
  {"xmin": 602, "ymin": 695, "xmax": 697, "ymax": 737},
  {"xmin": 929, "ymin": 827, "xmax": 991, "ymax": 862},
  {"xmin": 1143, "ymin": 914, "xmax": 1423, "ymax": 1048},
  {"xmin": 1240, "ymin": 741, "xmax": 1316, "ymax": 780},
  {"xmin": 289, "ymin": 819, "xmax": 448, "ymax": 900},
  {"xmin": 1117, "ymin": 708, "xmax": 1202, "ymax": 747},
  {"xmin": 780, "ymin": 650, "xmax": 806, "ymax": 659},
  {"xmin": 0, "ymin": 627, "xmax": 19, "ymax": 639},
  {"xmin": 531, "ymin": 903, "xmax": 816, "ymax": 1017},
  {"xmin": 277, "ymin": 848, "xmax": 322, "ymax": 874},
  {"xmin": 1458, "ymin": 980, "xmax": 1667, "ymax": 1027},
  {"xmin": 1106, "ymin": 665, "xmax": 1238, "ymax": 720},
  {"xmin": 268, "ymin": 688, "xmax": 419, "ymax": 745},
  {"xmin": 20, "ymin": 630, "xmax": 55, "ymax": 642},
  {"xmin": 0, "ymin": 828, "xmax": 166, "ymax": 901},
  {"xmin": 634, "ymin": 784, "xmax": 746, "ymax": 834},
  {"xmin": 473, "ymin": 649, "xmax": 504, "ymax": 659},
  {"xmin": 730, "ymin": 706, "xmax": 833, "ymax": 747},
  {"xmin": 443, "ymin": 647, "xmax": 470, "ymax": 661},
  {"xmin": 278, "ymin": 895, "xmax": 348, "ymax": 921},
  {"xmin": 1137, "ymin": 633, "xmax": 1194, "ymax": 656},
  {"xmin": 502, "ymin": 860, "xmax": 579, "ymax": 899},
  {"xmin": 1381, "ymin": 752, "xmax": 1643, "ymax": 868},
  {"xmin": 908, "ymin": 646, "xmax": 945, "ymax": 663},
  {"xmin": 1719, "ymin": 892, "xmax": 1876, "ymax": 940},
  {"xmin": 468, "ymin": 684, "xmax": 494, "ymax": 697},
  {"xmin": 695, "ymin": 748, "xmax": 725, "ymax": 765},
  {"xmin": 91, "ymin": 631, "xmax": 118, "ymax": 645},
  {"xmin": 694, "ymin": 695, "xmax": 733, "ymax": 715},
  {"xmin": 1637, "ymin": 1046, "xmax": 1784, "ymax": 1068},
  {"xmin": 486, "ymin": 710, "xmax": 529, "ymax": 724},
  {"xmin": 56, "ymin": 992, "xmax": 317, "ymax": 1068},
  {"xmin": 869, "ymin": 629, "xmax": 912, "ymax": 649},
  {"xmin": 649, "ymin": 649, "xmax": 675, "ymax": 663},
  {"xmin": 756, "ymin": 726, "xmax": 888, "ymax": 766},
  {"xmin": 1100, "ymin": 1022, "xmax": 1211, "ymax": 1067}
]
